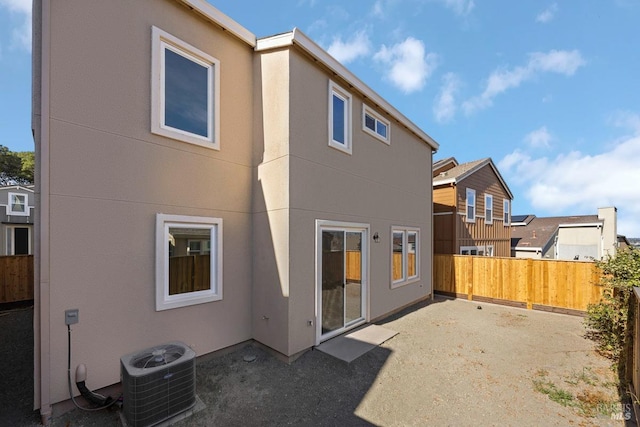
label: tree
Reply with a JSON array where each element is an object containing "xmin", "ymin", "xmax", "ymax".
[
  {"xmin": 0, "ymin": 145, "xmax": 34, "ymax": 184},
  {"xmin": 585, "ymin": 248, "xmax": 640, "ymax": 381}
]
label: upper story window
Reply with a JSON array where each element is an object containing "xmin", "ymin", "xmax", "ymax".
[
  {"xmin": 362, "ymin": 105, "xmax": 390, "ymax": 144},
  {"xmin": 485, "ymin": 194, "xmax": 493, "ymax": 224},
  {"xmin": 503, "ymin": 199, "xmax": 511, "ymax": 226},
  {"xmin": 8, "ymin": 192, "xmax": 28, "ymax": 216},
  {"xmin": 466, "ymin": 188, "xmax": 476, "ymax": 223},
  {"xmin": 328, "ymin": 81, "xmax": 352, "ymax": 155},
  {"xmin": 391, "ymin": 227, "xmax": 419, "ymax": 288},
  {"xmin": 151, "ymin": 26, "xmax": 220, "ymax": 150},
  {"xmin": 156, "ymin": 214, "xmax": 223, "ymax": 311}
]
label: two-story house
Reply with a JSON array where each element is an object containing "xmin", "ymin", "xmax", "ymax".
[
  {"xmin": 31, "ymin": 0, "xmax": 439, "ymax": 419},
  {"xmin": 433, "ymin": 157, "xmax": 513, "ymax": 257},
  {"xmin": 0, "ymin": 185, "xmax": 34, "ymax": 256}
]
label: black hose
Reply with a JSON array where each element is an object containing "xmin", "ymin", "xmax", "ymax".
[{"xmin": 67, "ymin": 324, "xmax": 119, "ymax": 411}]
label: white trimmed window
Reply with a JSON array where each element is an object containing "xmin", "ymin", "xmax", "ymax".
[
  {"xmin": 7, "ymin": 192, "xmax": 28, "ymax": 216},
  {"xmin": 503, "ymin": 199, "xmax": 510, "ymax": 226},
  {"xmin": 362, "ymin": 105, "xmax": 390, "ymax": 144},
  {"xmin": 466, "ymin": 188, "xmax": 476, "ymax": 223},
  {"xmin": 485, "ymin": 194, "xmax": 493, "ymax": 224},
  {"xmin": 156, "ymin": 214, "xmax": 222, "ymax": 311},
  {"xmin": 329, "ymin": 81, "xmax": 352, "ymax": 154},
  {"xmin": 391, "ymin": 227, "xmax": 419, "ymax": 288},
  {"xmin": 151, "ymin": 26, "xmax": 220, "ymax": 149}
]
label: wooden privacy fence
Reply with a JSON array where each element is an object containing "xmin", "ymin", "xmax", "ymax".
[
  {"xmin": 433, "ymin": 254, "xmax": 605, "ymax": 314},
  {"xmin": 169, "ymin": 255, "xmax": 210, "ymax": 295},
  {"xmin": 0, "ymin": 255, "xmax": 34, "ymax": 304}
]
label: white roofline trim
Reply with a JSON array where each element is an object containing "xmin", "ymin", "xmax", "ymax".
[
  {"xmin": 433, "ymin": 212, "xmax": 454, "ymax": 216},
  {"xmin": 512, "ymin": 247, "xmax": 543, "ymax": 252},
  {"xmin": 454, "ymin": 159, "xmax": 514, "ymax": 200},
  {"xmin": 0, "ymin": 185, "xmax": 35, "ymax": 193},
  {"xmin": 433, "ymin": 177, "xmax": 455, "ymax": 186},
  {"xmin": 559, "ymin": 222, "xmax": 603, "ymax": 228},
  {"xmin": 256, "ymin": 29, "xmax": 439, "ymax": 151},
  {"xmin": 176, "ymin": 0, "xmax": 256, "ymax": 47}
]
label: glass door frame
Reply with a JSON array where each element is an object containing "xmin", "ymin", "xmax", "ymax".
[{"xmin": 315, "ymin": 220, "xmax": 369, "ymax": 345}]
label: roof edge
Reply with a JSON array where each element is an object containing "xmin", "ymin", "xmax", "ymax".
[
  {"xmin": 176, "ymin": 0, "xmax": 256, "ymax": 47},
  {"xmin": 256, "ymin": 28, "xmax": 440, "ymax": 151},
  {"xmin": 456, "ymin": 158, "xmax": 514, "ymax": 199}
]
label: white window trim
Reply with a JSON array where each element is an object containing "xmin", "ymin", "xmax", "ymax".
[
  {"xmin": 466, "ymin": 188, "xmax": 476, "ymax": 223},
  {"xmin": 485, "ymin": 194, "xmax": 493, "ymax": 225},
  {"xmin": 503, "ymin": 199, "xmax": 511, "ymax": 226},
  {"xmin": 328, "ymin": 80, "xmax": 352, "ymax": 155},
  {"xmin": 362, "ymin": 105, "xmax": 390, "ymax": 144},
  {"xmin": 155, "ymin": 213, "xmax": 223, "ymax": 311},
  {"xmin": 151, "ymin": 26, "xmax": 220, "ymax": 150},
  {"xmin": 7, "ymin": 192, "xmax": 29, "ymax": 216},
  {"xmin": 391, "ymin": 226, "xmax": 420, "ymax": 289},
  {"xmin": 486, "ymin": 245, "xmax": 494, "ymax": 257}
]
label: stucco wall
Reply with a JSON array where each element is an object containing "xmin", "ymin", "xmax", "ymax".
[
  {"xmin": 286, "ymin": 50, "xmax": 433, "ymax": 355},
  {"xmin": 42, "ymin": 0, "xmax": 254, "ymax": 404}
]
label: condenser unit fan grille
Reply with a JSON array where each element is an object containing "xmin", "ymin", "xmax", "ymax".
[{"xmin": 121, "ymin": 341, "xmax": 196, "ymax": 427}]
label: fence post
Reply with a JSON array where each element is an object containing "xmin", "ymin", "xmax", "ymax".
[
  {"xmin": 526, "ymin": 259, "xmax": 534, "ymax": 310},
  {"xmin": 467, "ymin": 256, "xmax": 473, "ymax": 301}
]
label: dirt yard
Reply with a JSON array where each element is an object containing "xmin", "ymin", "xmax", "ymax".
[{"xmin": 28, "ymin": 297, "xmax": 631, "ymax": 426}]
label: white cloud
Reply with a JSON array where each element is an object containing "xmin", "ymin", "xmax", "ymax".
[
  {"xmin": 440, "ymin": 0, "xmax": 475, "ymax": 16},
  {"xmin": 536, "ymin": 3, "xmax": 558, "ymax": 23},
  {"xmin": 0, "ymin": 0, "xmax": 31, "ymax": 51},
  {"xmin": 433, "ymin": 72, "xmax": 461, "ymax": 123},
  {"xmin": 374, "ymin": 37, "xmax": 439, "ymax": 93},
  {"xmin": 608, "ymin": 110, "xmax": 640, "ymax": 134},
  {"xmin": 327, "ymin": 31, "xmax": 371, "ymax": 64},
  {"xmin": 498, "ymin": 121, "xmax": 640, "ymax": 236},
  {"xmin": 463, "ymin": 49, "xmax": 585, "ymax": 114},
  {"xmin": 524, "ymin": 126, "xmax": 553, "ymax": 148}
]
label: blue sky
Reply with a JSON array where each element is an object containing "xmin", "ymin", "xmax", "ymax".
[{"xmin": 1, "ymin": 1, "xmax": 639, "ymax": 237}]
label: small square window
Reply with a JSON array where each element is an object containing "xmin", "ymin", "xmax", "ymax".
[
  {"xmin": 151, "ymin": 26, "xmax": 220, "ymax": 150},
  {"xmin": 328, "ymin": 81, "xmax": 352, "ymax": 154},
  {"xmin": 156, "ymin": 214, "xmax": 223, "ymax": 311},
  {"xmin": 7, "ymin": 193, "xmax": 28, "ymax": 216},
  {"xmin": 362, "ymin": 105, "xmax": 390, "ymax": 144}
]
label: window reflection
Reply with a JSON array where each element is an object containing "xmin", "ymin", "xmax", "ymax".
[{"xmin": 168, "ymin": 227, "xmax": 211, "ymax": 295}]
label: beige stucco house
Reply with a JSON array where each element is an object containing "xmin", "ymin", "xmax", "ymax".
[
  {"xmin": 31, "ymin": 0, "xmax": 439, "ymax": 421},
  {"xmin": 511, "ymin": 207, "xmax": 619, "ymax": 261}
]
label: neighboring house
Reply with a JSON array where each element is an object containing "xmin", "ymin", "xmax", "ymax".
[
  {"xmin": 0, "ymin": 185, "xmax": 34, "ymax": 256},
  {"xmin": 31, "ymin": 0, "xmax": 439, "ymax": 419},
  {"xmin": 432, "ymin": 157, "xmax": 513, "ymax": 257},
  {"xmin": 511, "ymin": 207, "xmax": 620, "ymax": 260}
]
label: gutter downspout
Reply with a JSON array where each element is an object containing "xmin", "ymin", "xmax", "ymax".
[{"xmin": 33, "ymin": 0, "xmax": 52, "ymax": 424}]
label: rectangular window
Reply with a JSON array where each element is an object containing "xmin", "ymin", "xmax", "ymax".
[
  {"xmin": 391, "ymin": 227, "xmax": 420, "ymax": 287},
  {"xmin": 151, "ymin": 26, "xmax": 220, "ymax": 149},
  {"xmin": 328, "ymin": 81, "xmax": 352, "ymax": 154},
  {"xmin": 503, "ymin": 199, "xmax": 510, "ymax": 226},
  {"xmin": 362, "ymin": 105, "xmax": 390, "ymax": 144},
  {"xmin": 485, "ymin": 194, "xmax": 493, "ymax": 224},
  {"xmin": 7, "ymin": 193, "xmax": 28, "ymax": 216},
  {"xmin": 156, "ymin": 214, "xmax": 222, "ymax": 311},
  {"xmin": 460, "ymin": 246, "xmax": 479, "ymax": 256},
  {"xmin": 466, "ymin": 188, "xmax": 476, "ymax": 223}
]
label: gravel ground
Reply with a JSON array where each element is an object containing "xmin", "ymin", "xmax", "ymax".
[{"xmin": 2, "ymin": 297, "xmax": 631, "ymax": 426}]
